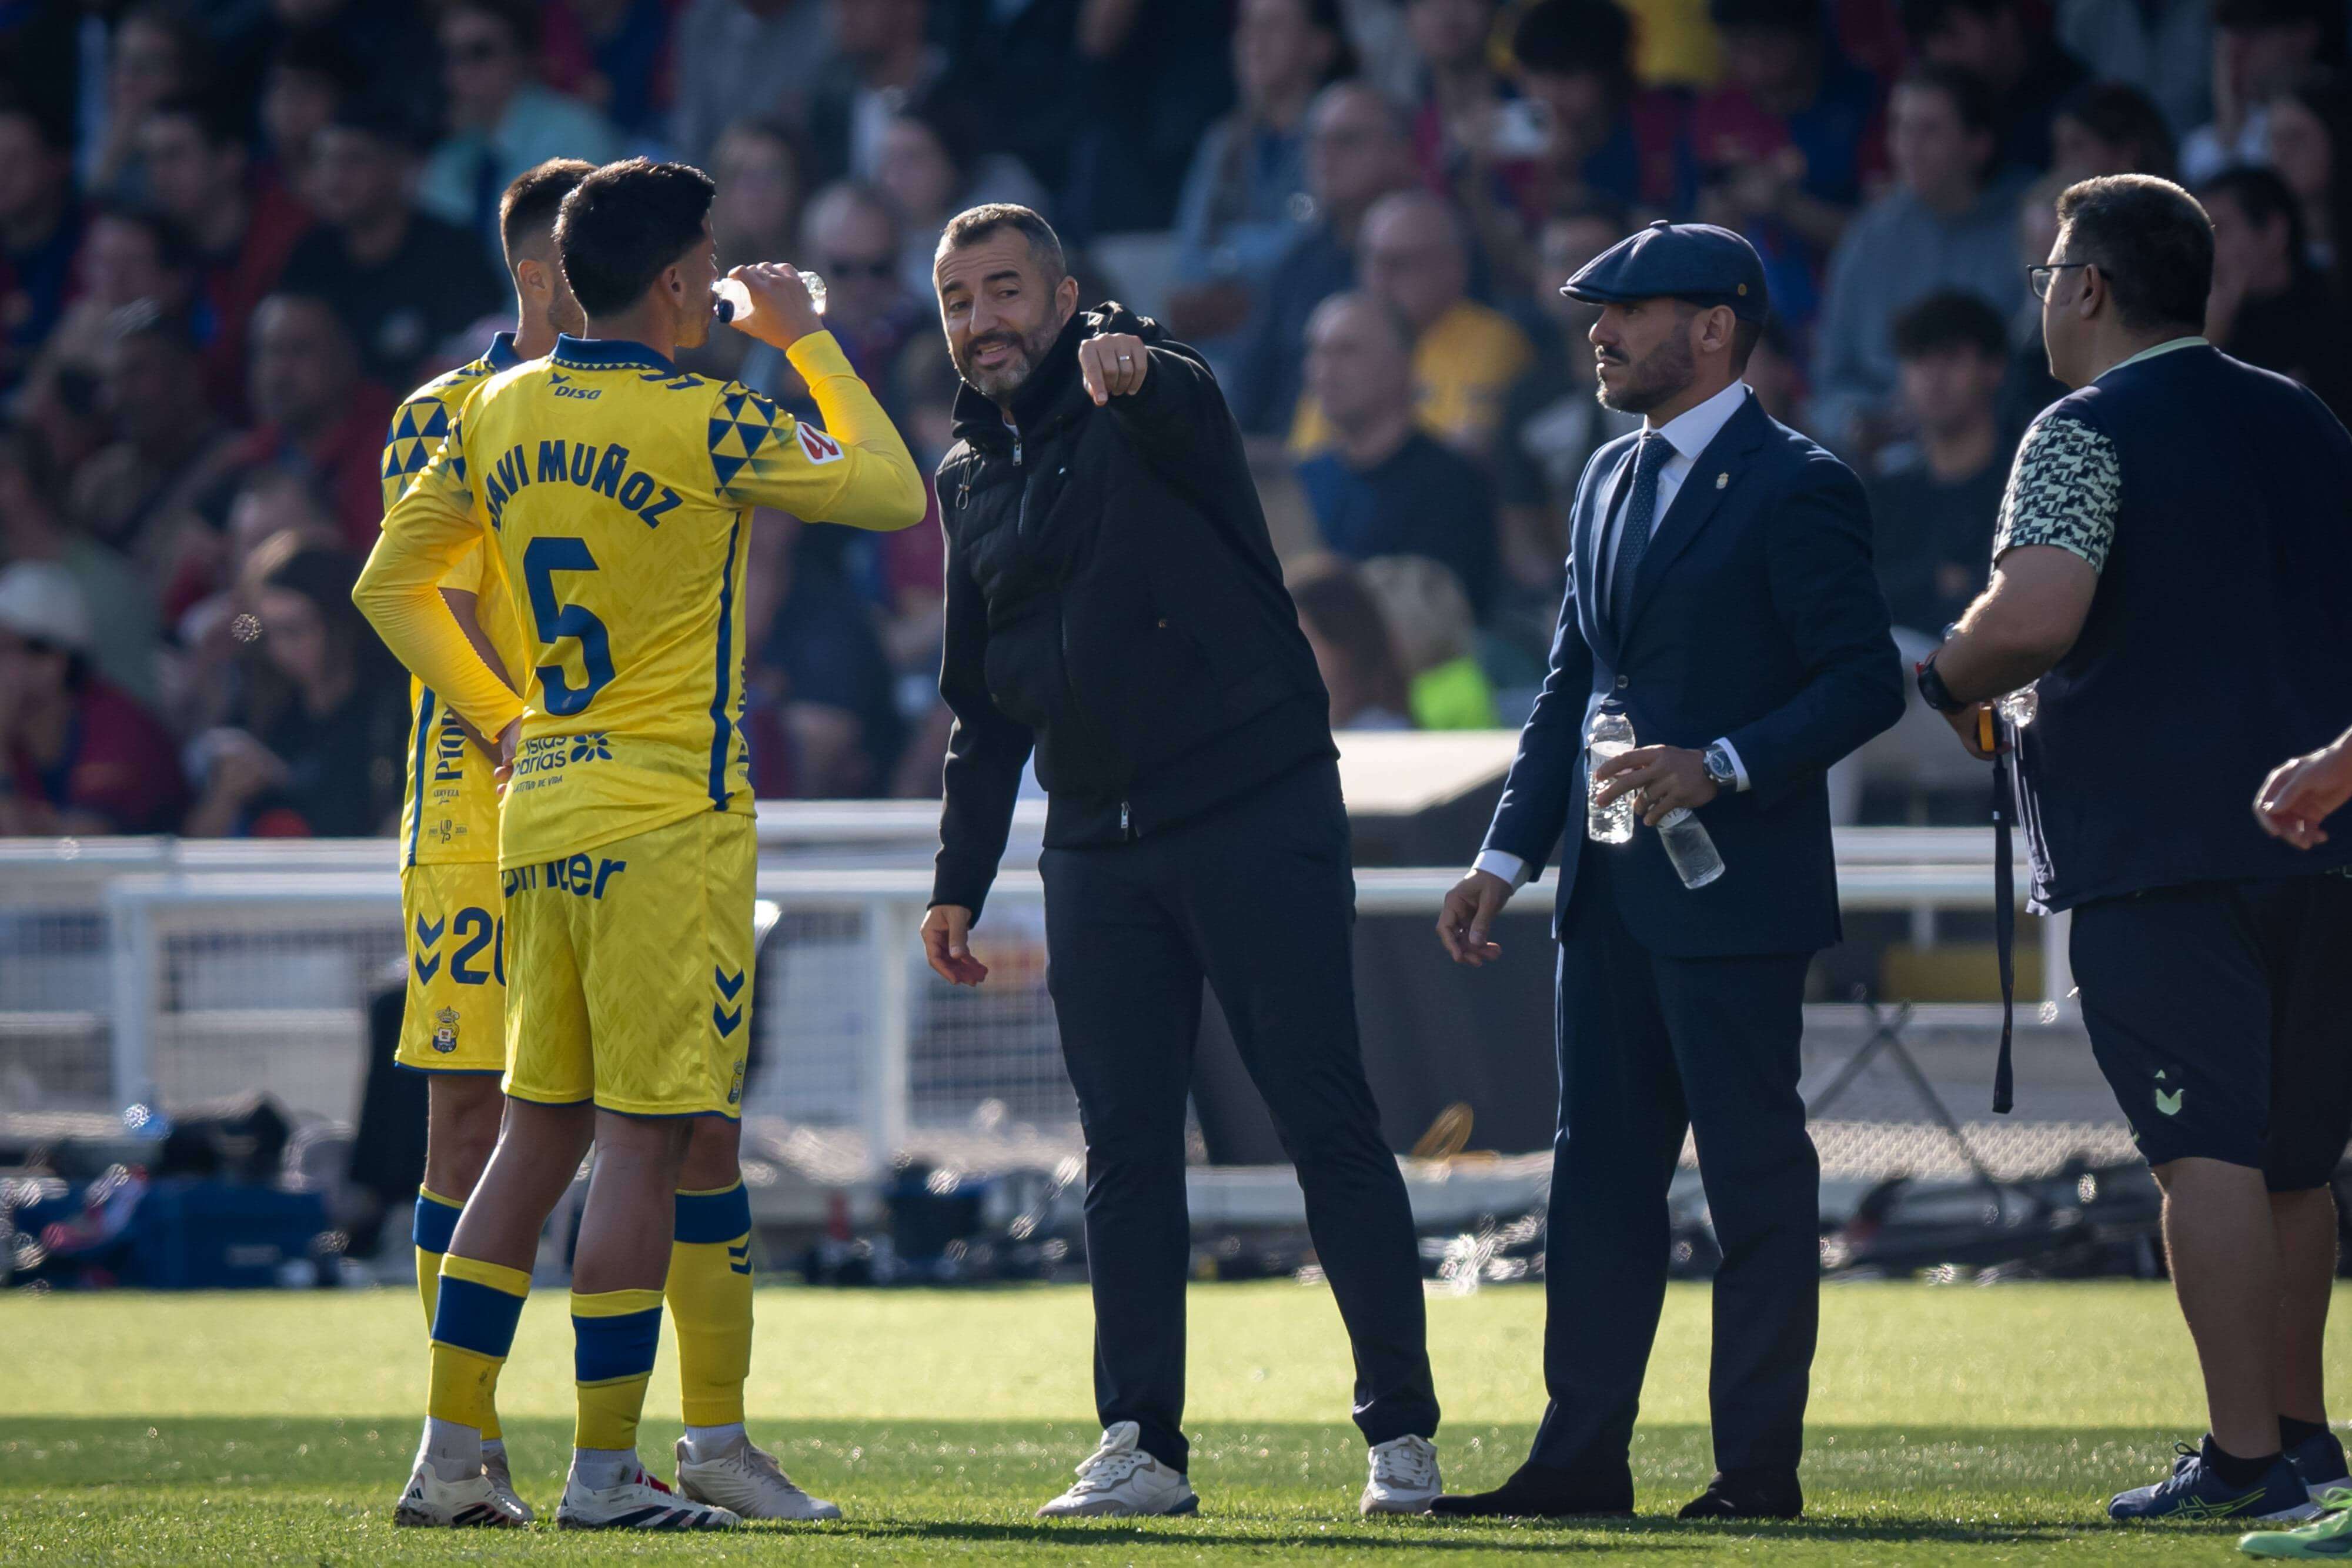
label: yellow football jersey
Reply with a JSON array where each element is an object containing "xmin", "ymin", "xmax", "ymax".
[
  {"xmin": 382, "ymin": 334, "xmax": 530, "ymax": 868},
  {"xmin": 359, "ymin": 329, "xmax": 926, "ymax": 868}
]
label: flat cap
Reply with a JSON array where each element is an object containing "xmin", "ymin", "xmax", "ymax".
[{"xmin": 1562, "ymin": 218, "xmax": 1770, "ymax": 323}]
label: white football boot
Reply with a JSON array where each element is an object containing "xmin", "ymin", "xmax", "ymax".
[
  {"xmin": 393, "ymin": 1460, "xmax": 530, "ymax": 1527},
  {"xmin": 1035, "ymin": 1422, "xmax": 1200, "ymax": 1518},
  {"xmin": 556, "ymin": 1463, "xmax": 741, "ymax": 1530},
  {"xmin": 481, "ymin": 1443, "xmax": 535, "ymax": 1523},
  {"xmin": 1361, "ymin": 1434, "xmax": 1442, "ymax": 1515},
  {"xmin": 674, "ymin": 1435, "xmax": 844, "ymax": 1520}
]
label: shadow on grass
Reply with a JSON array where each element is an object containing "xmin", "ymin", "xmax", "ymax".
[{"xmin": 0, "ymin": 1415, "xmax": 2190, "ymax": 1553}]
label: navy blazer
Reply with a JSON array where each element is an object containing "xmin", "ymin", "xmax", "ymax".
[{"xmin": 1480, "ymin": 390, "xmax": 1904, "ymax": 957}]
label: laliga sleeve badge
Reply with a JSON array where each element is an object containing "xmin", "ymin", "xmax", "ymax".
[{"xmin": 431, "ymin": 1008, "xmax": 460, "ymax": 1054}]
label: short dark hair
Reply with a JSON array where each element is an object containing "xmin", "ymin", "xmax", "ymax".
[
  {"xmin": 1667, "ymin": 299, "xmax": 1766, "ymax": 372},
  {"xmin": 500, "ymin": 157, "xmax": 594, "ymax": 266},
  {"xmin": 935, "ymin": 203, "xmax": 1067, "ymax": 286},
  {"xmin": 1709, "ymin": 0, "xmax": 1825, "ymax": 34},
  {"xmin": 2054, "ymin": 173, "xmax": 2214, "ymax": 332},
  {"xmin": 2198, "ymin": 163, "xmax": 2308, "ymax": 265},
  {"xmin": 0, "ymin": 90, "xmax": 68, "ymax": 154},
  {"xmin": 1899, "ymin": 0, "xmax": 2014, "ymax": 42},
  {"xmin": 324, "ymin": 93, "xmax": 426, "ymax": 153},
  {"xmin": 270, "ymin": 26, "xmax": 367, "ymax": 98},
  {"xmin": 1730, "ymin": 316, "xmax": 1763, "ymax": 373},
  {"xmin": 1512, "ymin": 0, "xmax": 1633, "ymax": 88},
  {"xmin": 1900, "ymin": 63, "xmax": 1998, "ymax": 143},
  {"xmin": 1891, "ymin": 290, "xmax": 2010, "ymax": 360},
  {"xmin": 89, "ymin": 199, "xmax": 196, "ymax": 274},
  {"xmin": 555, "ymin": 158, "xmax": 716, "ymax": 319},
  {"xmin": 145, "ymin": 92, "xmax": 245, "ymax": 151},
  {"xmin": 2055, "ymin": 81, "xmax": 2177, "ymax": 181}
]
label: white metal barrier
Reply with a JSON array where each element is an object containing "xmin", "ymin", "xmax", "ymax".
[{"xmin": 0, "ymin": 844, "xmax": 2080, "ymax": 1183}]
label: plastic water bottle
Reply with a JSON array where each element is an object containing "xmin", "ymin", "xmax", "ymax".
[
  {"xmin": 1586, "ymin": 700, "xmax": 1636, "ymax": 844},
  {"xmin": 1658, "ymin": 807, "xmax": 1726, "ymax": 888},
  {"xmin": 1996, "ymin": 682, "xmax": 2037, "ymax": 729},
  {"xmin": 713, "ymin": 270, "xmax": 826, "ymax": 328}
]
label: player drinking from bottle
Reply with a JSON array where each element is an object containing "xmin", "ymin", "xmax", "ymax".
[{"xmin": 359, "ymin": 156, "xmax": 926, "ymax": 1531}]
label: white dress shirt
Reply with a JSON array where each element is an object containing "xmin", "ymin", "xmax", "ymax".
[{"xmin": 1473, "ymin": 379, "xmax": 1756, "ymax": 891}]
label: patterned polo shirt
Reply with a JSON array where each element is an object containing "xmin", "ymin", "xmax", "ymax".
[{"xmin": 1991, "ymin": 337, "xmax": 2209, "ymax": 573}]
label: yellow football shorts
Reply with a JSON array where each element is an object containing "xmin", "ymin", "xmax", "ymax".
[
  {"xmin": 501, "ymin": 811, "xmax": 755, "ymax": 1119},
  {"xmin": 396, "ymin": 861, "xmax": 509, "ymax": 1074}
]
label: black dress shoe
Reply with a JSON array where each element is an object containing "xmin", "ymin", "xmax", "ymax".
[
  {"xmin": 1678, "ymin": 1468, "xmax": 1803, "ymax": 1520},
  {"xmin": 1429, "ymin": 1459, "xmax": 1635, "ymax": 1519}
]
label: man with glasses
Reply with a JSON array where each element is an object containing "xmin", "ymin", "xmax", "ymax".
[
  {"xmin": 1288, "ymin": 188, "xmax": 1532, "ymax": 462},
  {"xmin": 1918, "ymin": 174, "xmax": 2352, "ymax": 1528},
  {"xmin": 419, "ymin": 0, "xmax": 623, "ymax": 266},
  {"xmin": 743, "ymin": 182, "xmax": 926, "ymax": 405}
]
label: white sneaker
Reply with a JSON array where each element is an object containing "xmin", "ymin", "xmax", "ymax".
[
  {"xmin": 482, "ymin": 1445, "xmax": 535, "ymax": 1523},
  {"xmin": 556, "ymin": 1463, "xmax": 741, "ymax": 1530},
  {"xmin": 393, "ymin": 1460, "xmax": 529, "ymax": 1527},
  {"xmin": 1361, "ymin": 1434, "xmax": 1441, "ymax": 1515},
  {"xmin": 674, "ymin": 1435, "xmax": 844, "ymax": 1521},
  {"xmin": 1035, "ymin": 1422, "xmax": 1199, "ymax": 1519}
]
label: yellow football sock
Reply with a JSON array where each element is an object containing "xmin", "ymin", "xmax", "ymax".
[
  {"xmin": 669, "ymin": 1183, "xmax": 754, "ymax": 1427},
  {"xmin": 572, "ymin": 1288, "xmax": 664, "ymax": 1453},
  {"xmin": 427, "ymin": 1253, "xmax": 529, "ymax": 1436}
]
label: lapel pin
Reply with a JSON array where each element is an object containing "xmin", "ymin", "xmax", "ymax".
[{"xmin": 1715, "ymin": 472, "xmax": 1729, "ymax": 489}]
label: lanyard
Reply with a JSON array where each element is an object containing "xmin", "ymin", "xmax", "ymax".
[{"xmin": 1989, "ymin": 711, "xmax": 2017, "ymax": 1115}]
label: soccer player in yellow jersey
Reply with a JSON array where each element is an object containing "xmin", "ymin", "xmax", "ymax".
[
  {"xmin": 388, "ymin": 157, "xmax": 854, "ymax": 1530},
  {"xmin": 386, "ymin": 156, "xmax": 591, "ymax": 1527},
  {"xmin": 358, "ymin": 158, "xmax": 925, "ymax": 1532}
]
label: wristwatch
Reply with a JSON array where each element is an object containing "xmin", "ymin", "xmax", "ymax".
[
  {"xmin": 1915, "ymin": 656, "xmax": 1966, "ymax": 714},
  {"xmin": 1702, "ymin": 742, "xmax": 1738, "ymax": 790}
]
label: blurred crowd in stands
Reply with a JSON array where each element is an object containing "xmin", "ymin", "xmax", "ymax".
[{"xmin": 1, "ymin": 0, "xmax": 2347, "ymax": 837}]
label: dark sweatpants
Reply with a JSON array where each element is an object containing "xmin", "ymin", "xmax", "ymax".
[
  {"xmin": 1038, "ymin": 760, "xmax": 1439, "ymax": 1472},
  {"xmin": 1532, "ymin": 848, "xmax": 1818, "ymax": 1478}
]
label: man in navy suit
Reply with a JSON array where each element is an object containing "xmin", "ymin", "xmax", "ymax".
[{"xmin": 1431, "ymin": 222, "xmax": 1903, "ymax": 1521}]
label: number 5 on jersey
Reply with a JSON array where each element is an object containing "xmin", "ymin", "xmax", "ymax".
[{"xmin": 523, "ymin": 536, "xmax": 614, "ymax": 714}]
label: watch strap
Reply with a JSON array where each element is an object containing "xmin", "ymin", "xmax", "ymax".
[{"xmin": 1916, "ymin": 657, "xmax": 1966, "ymax": 714}]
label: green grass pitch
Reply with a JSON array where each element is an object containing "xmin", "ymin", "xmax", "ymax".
[{"xmin": 6, "ymin": 1279, "xmax": 2348, "ymax": 1563}]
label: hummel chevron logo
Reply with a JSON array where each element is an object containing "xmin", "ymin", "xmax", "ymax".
[
  {"xmin": 727, "ymin": 1241, "xmax": 751, "ymax": 1276},
  {"xmin": 414, "ymin": 951, "xmax": 442, "ymax": 984},
  {"xmin": 415, "ymin": 914, "xmax": 445, "ymax": 947},
  {"xmin": 713, "ymin": 1004, "xmax": 743, "ymax": 1038},
  {"xmin": 713, "ymin": 966, "xmax": 746, "ymax": 1000}
]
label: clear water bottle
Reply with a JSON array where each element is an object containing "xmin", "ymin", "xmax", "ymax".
[
  {"xmin": 713, "ymin": 270, "xmax": 826, "ymax": 329},
  {"xmin": 1996, "ymin": 682, "xmax": 2037, "ymax": 729},
  {"xmin": 1658, "ymin": 807, "xmax": 1726, "ymax": 888},
  {"xmin": 1586, "ymin": 700, "xmax": 1636, "ymax": 844}
]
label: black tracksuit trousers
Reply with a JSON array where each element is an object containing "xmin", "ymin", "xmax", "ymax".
[{"xmin": 1038, "ymin": 760, "xmax": 1439, "ymax": 1472}]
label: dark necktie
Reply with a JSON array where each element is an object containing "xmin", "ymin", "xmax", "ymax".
[{"xmin": 1609, "ymin": 431, "xmax": 1672, "ymax": 634}]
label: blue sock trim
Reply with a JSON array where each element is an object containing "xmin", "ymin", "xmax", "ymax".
[
  {"xmin": 432, "ymin": 1274, "xmax": 527, "ymax": 1359},
  {"xmin": 573, "ymin": 1306, "xmax": 665, "ymax": 1384},
  {"xmin": 672, "ymin": 1182, "xmax": 751, "ymax": 1245},
  {"xmin": 413, "ymin": 1191, "xmax": 462, "ymax": 1255}
]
